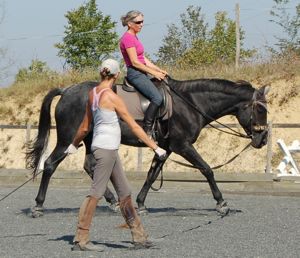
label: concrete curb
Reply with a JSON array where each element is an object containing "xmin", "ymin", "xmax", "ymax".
[
  {"xmin": 0, "ymin": 168, "xmax": 276, "ymax": 182},
  {"xmin": 1, "ymin": 169, "xmax": 300, "ymax": 196}
]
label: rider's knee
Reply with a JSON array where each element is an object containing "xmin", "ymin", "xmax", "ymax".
[{"xmin": 153, "ymin": 94, "xmax": 163, "ymax": 106}]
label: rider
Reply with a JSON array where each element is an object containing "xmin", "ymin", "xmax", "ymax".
[
  {"xmin": 65, "ymin": 59, "xmax": 167, "ymax": 251},
  {"xmin": 120, "ymin": 10, "xmax": 168, "ymax": 139}
]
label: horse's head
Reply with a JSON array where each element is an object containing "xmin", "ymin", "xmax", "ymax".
[{"xmin": 237, "ymin": 85, "xmax": 270, "ymax": 148}]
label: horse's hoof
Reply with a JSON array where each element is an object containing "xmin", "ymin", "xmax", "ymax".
[
  {"xmin": 216, "ymin": 201, "xmax": 230, "ymax": 216},
  {"xmin": 31, "ymin": 206, "xmax": 44, "ymax": 218},
  {"xmin": 109, "ymin": 202, "xmax": 120, "ymax": 213},
  {"xmin": 137, "ymin": 206, "xmax": 148, "ymax": 216}
]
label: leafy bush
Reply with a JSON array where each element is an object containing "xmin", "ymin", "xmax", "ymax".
[{"xmin": 15, "ymin": 59, "xmax": 56, "ymax": 83}]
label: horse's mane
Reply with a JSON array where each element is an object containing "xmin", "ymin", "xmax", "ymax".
[{"xmin": 168, "ymin": 76, "xmax": 254, "ymax": 96}]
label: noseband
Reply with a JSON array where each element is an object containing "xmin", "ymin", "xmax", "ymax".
[{"xmin": 247, "ymin": 92, "xmax": 268, "ymax": 135}]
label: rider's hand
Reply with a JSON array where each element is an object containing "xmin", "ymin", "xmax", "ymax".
[
  {"xmin": 64, "ymin": 144, "xmax": 78, "ymax": 155},
  {"xmin": 153, "ymin": 71, "xmax": 166, "ymax": 81},
  {"xmin": 154, "ymin": 147, "xmax": 167, "ymax": 160},
  {"xmin": 160, "ymin": 69, "xmax": 168, "ymax": 75}
]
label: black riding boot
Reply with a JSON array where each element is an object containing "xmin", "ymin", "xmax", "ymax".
[{"xmin": 143, "ymin": 102, "xmax": 159, "ymax": 138}]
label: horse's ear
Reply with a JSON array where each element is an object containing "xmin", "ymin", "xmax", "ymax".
[
  {"xmin": 263, "ymin": 85, "xmax": 270, "ymax": 95},
  {"xmin": 265, "ymin": 86, "xmax": 271, "ymax": 95},
  {"xmin": 258, "ymin": 85, "xmax": 270, "ymax": 96}
]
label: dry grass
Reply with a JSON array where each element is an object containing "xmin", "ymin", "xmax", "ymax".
[
  {"xmin": 0, "ymin": 56, "xmax": 299, "ymax": 126},
  {"xmin": 1, "ymin": 56, "xmax": 299, "ymax": 103},
  {"xmin": 169, "ymin": 56, "xmax": 300, "ymax": 85},
  {"xmin": 0, "ymin": 68, "xmax": 100, "ymax": 104},
  {"xmin": 0, "ymin": 106, "xmax": 14, "ymax": 118}
]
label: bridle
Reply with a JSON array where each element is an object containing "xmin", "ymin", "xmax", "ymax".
[
  {"xmin": 167, "ymin": 80, "xmax": 268, "ymax": 140},
  {"xmin": 155, "ymin": 80, "xmax": 269, "ymax": 176},
  {"xmin": 245, "ymin": 91, "xmax": 269, "ymax": 137}
]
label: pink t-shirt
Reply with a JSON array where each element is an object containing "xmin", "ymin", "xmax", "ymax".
[{"xmin": 120, "ymin": 32, "xmax": 146, "ymax": 67}]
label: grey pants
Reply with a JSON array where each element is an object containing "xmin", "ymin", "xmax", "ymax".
[{"xmin": 89, "ymin": 148, "xmax": 132, "ymax": 200}]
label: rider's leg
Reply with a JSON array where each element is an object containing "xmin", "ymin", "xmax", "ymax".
[{"xmin": 127, "ymin": 67, "xmax": 163, "ymax": 137}]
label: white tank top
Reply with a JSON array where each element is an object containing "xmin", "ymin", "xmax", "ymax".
[{"xmin": 91, "ymin": 87, "xmax": 121, "ymax": 151}]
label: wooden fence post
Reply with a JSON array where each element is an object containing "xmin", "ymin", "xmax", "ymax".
[
  {"xmin": 265, "ymin": 121, "xmax": 273, "ymax": 173},
  {"xmin": 137, "ymin": 147, "xmax": 143, "ymax": 172},
  {"xmin": 25, "ymin": 123, "xmax": 32, "ymax": 145},
  {"xmin": 235, "ymin": 3, "xmax": 240, "ymax": 69}
]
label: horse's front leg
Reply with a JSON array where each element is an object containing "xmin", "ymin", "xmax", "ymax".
[
  {"xmin": 136, "ymin": 152, "xmax": 170, "ymax": 214},
  {"xmin": 173, "ymin": 143, "xmax": 229, "ymax": 215}
]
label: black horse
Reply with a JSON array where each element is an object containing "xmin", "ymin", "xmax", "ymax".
[{"xmin": 26, "ymin": 76, "xmax": 269, "ymax": 217}]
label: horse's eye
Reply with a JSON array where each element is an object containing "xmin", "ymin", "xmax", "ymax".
[{"xmin": 256, "ymin": 105, "xmax": 265, "ymax": 113}]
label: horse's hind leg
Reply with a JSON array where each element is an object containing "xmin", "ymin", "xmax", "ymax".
[{"xmin": 32, "ymin": 144, "xmax": 67, "ymax": 218}]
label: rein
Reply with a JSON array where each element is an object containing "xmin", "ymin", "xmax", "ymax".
[
  {"xmin": 0, "ymin": 149, "xmax": 72, "ymax": 203},
  {"xmin": 166, "ymin": 80, "xmax": 251, "ymax": 139},
  {"xmin": 0, "ymin": 169, "xmax": 45, "ymax": 202},
  {"xmin": 169, "ymin": 142, "xmax": 252, "ymax": 170},
  {"xmin": 152, "ymin": 79, "xmax": 257, "ymax": 179},
  {"xmin": 151, "ymin": 142, "xmax": 251, "ymax": 191}
]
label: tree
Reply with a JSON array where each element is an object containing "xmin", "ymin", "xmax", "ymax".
[
  {"xmin": 270, "ymin": 0, "xmax": 300, "ymax": 55},
  {"xmin": 15, "ymin": 59, "xmax": 53, "ymax": 82},
  {"xmin": 55, "ymin": 0, "xmax": 118, "ymax": 70},
  {"xmin": 177, "ymin": 12, "xmax": 254, "ymax": 67},
  {"xmin": 156, "ymin": 24, "xmax": 183, "ymax": 65},
  {"xmin": 180, "ymin": 6, "xmax": 208, "ymax": 50},
  {"xmin": 157, "ymin": 6, "xmax": 253, "ymax": 67},
  {"xmin": 156, "ymin": 6, "xmax": 208, "ymax": 65}
]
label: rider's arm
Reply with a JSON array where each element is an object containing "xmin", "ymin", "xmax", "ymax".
[
  {"xmin": 126, "ymin": 47, "xmax": 165, "ymax": 81},
  {"xmin": 144, "ymin": 56, "xmax": 168, "ymax": 75}
]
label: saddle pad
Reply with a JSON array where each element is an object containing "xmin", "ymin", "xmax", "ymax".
[
  {"xmin": 116, "ymin": 84, "xmax": 172, "ymax": 121},
  {"xmin": 116, "ymin": 84, "xmax": 145, "ymax": 120}
]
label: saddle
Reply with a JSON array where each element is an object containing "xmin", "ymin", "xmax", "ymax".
[{"xmin": 114, "ymin": 77, "xmax": 172, "ymax": 121}]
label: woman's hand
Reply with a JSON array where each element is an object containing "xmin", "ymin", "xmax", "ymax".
[
  {"xmin": 154, "ymin": 147, "xmax": 167, "ymax": 160},
  {"xmin": 153, "ymin": 71, "xmax": 166, "ymax": 81},
  {"xmin": 160, "ymin": 69, "xmax": 168, "ymax": 75}
]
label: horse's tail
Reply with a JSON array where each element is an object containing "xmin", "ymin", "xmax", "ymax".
[{"xmin": 25, "ymin": 88, "xmax": 63, "ymax": 178}]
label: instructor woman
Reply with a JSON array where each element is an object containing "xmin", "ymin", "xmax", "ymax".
[{"xmin": 65, "ymin": 59, "xmax": 166, "ymax": 252}]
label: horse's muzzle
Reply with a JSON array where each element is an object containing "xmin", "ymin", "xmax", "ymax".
[{"xmin": 251, "ymin": 129, "xmax": 268, "ymax": 148}]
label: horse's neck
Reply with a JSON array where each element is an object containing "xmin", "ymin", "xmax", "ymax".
[
  {"xmin": 175, "ymin": 79, "xmax": 253, "ymax": 121},
  {"xmin": 206, "ymin": 93, "xmax": 242, "ymax": 118}
]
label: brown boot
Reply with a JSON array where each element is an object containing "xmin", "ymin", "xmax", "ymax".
[
  {"xmin": 72, "ymin": 196, "xmax": 103, "ymax": 252},
  {"xmin": 119, "ymin": 196, "xmax": 153, "ymax": 249}
]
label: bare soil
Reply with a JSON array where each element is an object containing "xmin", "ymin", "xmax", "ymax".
[{"xmin": 0, "ymin": 76, "xmax": 299, "ymax": 174}]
